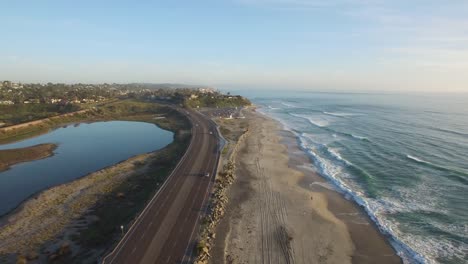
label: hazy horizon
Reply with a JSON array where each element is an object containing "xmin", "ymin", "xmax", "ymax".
[{"xmin": 1, "ymin": 0, "xmax": 468, "ymax": 93}]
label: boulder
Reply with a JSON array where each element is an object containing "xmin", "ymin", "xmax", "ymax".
[
  {"xmin": 26, "ymin": 251, "xmax": 39, "ymax": 260},
  {"xmin": 16, "ymin": 255, "xmax": 27, "ymax": 264},
  {"xmin": 202, "ymin": 247, "xmax": 209, "ymax": 253},
  {"xmin": 58, "ymin": 242, "xmax": 71, "ymax": 256},
  {"xmin": 48, "ymin": 254, "xmax": 59, "ymax": 262}
]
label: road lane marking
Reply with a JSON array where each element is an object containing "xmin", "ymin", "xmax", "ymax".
[
  {"xmin": 161, "ymin": 121, "xmax": 216, "ymax": 262},
  {"xmin": 104, "ymin": 110, "xmax": 220, "ymax": 264},
  {"xmin": 102, "ymin": 109, "xmax": 197, "ymax": 264},
  {"xmin": 182, "ymin": 120, "xmax": 221, "ymax": 263}
]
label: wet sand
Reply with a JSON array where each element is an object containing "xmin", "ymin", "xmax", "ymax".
[{"xmin": 211, "ymin": 109, "xmax": 401, "ymax": 264}]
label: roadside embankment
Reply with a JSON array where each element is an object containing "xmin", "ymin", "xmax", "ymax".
[
  {"xmin": 194, "ymin": 111, "xmax": 250, "ymax": 264},
  {"xmin": 0, "ymin": 109, "xmax": 93, "ymax": 144},
  {"xmin": 0, "ymin": 143, "xmax": 57, "ymax": 172},
  {"xmin": 0, "ymin": 110, "xmax": 89, "ymax": 133}
]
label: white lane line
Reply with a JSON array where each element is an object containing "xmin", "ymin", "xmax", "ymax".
[
  {"xmin": 182, "ymin": 122, "xmax": 220, "ymax": 263},
  {"xmin": 163, "ymin": 120, "xmax": 215, "ymax": 264}
]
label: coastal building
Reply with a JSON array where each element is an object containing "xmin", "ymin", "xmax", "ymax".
[
  {"xmin": 198, "ymin": 87, "xmax": 215, "ymax": 94},
  {"xmin": 2, "ymin": 81, "xmax": 12, "ymax": 89},
  {"xmin": 11, "ymin": 82, "xmax": 23, "ymax": 89},
  {"xmin": 23, "ymin": 98, "xmax": 40, "ymax": 104}
]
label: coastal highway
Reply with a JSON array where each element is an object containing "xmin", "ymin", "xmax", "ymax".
[{"xmin": 102, "ymin": 108, "xmax": 220, "ymax": 264}]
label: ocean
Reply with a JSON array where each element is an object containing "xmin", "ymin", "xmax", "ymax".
[{"xmin": 249, "ymin": 92, "xmax": 467, "ymax": 264}]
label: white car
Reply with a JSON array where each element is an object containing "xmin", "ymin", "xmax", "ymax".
[
  {"xmin": 204, "ymin": 172, "xmax": 210, "ymax": 177},
  {"xmin": 209, "ymin": 131, "xmax": 213, "ymax": 135}
]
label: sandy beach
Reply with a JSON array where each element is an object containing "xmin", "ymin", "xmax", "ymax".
[{"xmin": 211, "ymin": 109, "xmax": 401, "ymax": 264}]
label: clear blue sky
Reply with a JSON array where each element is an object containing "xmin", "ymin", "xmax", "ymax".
[{"xmin": 1, "ymin": 0, "xmax": 467, "ymax": 92}]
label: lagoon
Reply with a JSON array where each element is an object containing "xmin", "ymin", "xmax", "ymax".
[{"xmin": 0, "ymin": 121, "xmax": 173, "ymax": 216}]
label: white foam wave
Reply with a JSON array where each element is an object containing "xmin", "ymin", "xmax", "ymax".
[
  {"xmin": 308, "ymin": 181, "xmax": 336, "ymax": 191},
  {"xmin": 407, "ymin": 155, "xmax": 430, "ymax": 164},
  {"xmin": 323, "ymin": 111, "xmax": 360, "ymax": 117},
  {"xmin": 281, "ymin": 102, "xmax": 297, "ymax": 108},
  {"xmin": 293, "ymin": 131, "xmax": 428, "ymax": 263},
  {"xmin": 267, "ymin": 105, "xmax": 280, "ymax": 110},
  {"xmin": 351, "ymin": 134, "xmax": 368, "ymax": 140},
  {"xmin": 392, "ymin": 226, "xmax": 468, "ymax": 264},
  {"xmin": 259, "ymin": 102, "xmax": 464, "ymax": 264},
  {"xmin": 290, "ymin": 113, "xmax": 330, "ymax": 127},
  {"xmin": 260, "ymin": 110, "xmax": 293, "ymax": 132},
  {"xmin": 328, "ymin": 148, "xmax": 352, "ymax": 166}
]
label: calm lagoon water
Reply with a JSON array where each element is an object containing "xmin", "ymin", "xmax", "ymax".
[{"xmin": 0, "ymin": 121, "xmax": 173, "ymax": 216}]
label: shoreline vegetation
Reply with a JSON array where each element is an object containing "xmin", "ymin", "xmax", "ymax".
[
  {"xmin": 0, "ymin": 143, "xmax": 57, "ymax": 172},
  {"xmin": 0, "ymin": 99, "xmax": 192, "ymax": 263}
]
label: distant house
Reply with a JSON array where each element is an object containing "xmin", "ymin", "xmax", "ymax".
[
  {"xmin": 81, "ymin": 98, "xmax": 96, "ymax": 103},
  {"xmin": 198, "ymin": 88, "xmax": 215, "ymax": 94},
  {"xmin": 11, "ymin": 83, "xmax": 23, "ymax": 89},
  {"xmin": 0, "ymin": 100, "xmax": 14, "ymax": 105},
  {"xmin": 2, "ymin": 81, "xmax": 12, "ymax": 88},
  {"xmin": 58, "ymin": 99, "xmax": 69, "ymax": 106},
  {"xmin": 24, "ymin": 98, "xmax": 40, "ymax": 104}
]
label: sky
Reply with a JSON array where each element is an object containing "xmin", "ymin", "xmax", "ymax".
[{"xmin": 1, "ymin": 0, "xmax": 467, "ymax": 92}]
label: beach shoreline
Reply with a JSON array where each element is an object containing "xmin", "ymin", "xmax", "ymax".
[
  {"xmin": 211, "ymin": 109, "xmax": 401, "ymax": 264},
  {"xmin": 279, "ymin": 128, "xmax": 402, "ymax": 264}
]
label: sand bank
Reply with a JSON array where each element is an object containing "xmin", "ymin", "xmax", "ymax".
[{"xmin": 0, "ymin": 143, "xmax": 57, "ymax": 172}]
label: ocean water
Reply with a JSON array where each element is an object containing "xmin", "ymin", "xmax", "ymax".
[{"xmin": 252, "ymin": 92, "xmax": 468, "ymax": 264}]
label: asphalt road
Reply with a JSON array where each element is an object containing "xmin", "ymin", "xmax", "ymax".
[{"xmin": 102, "ymin": 108, "xmax": 220, "ymax": 264}]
